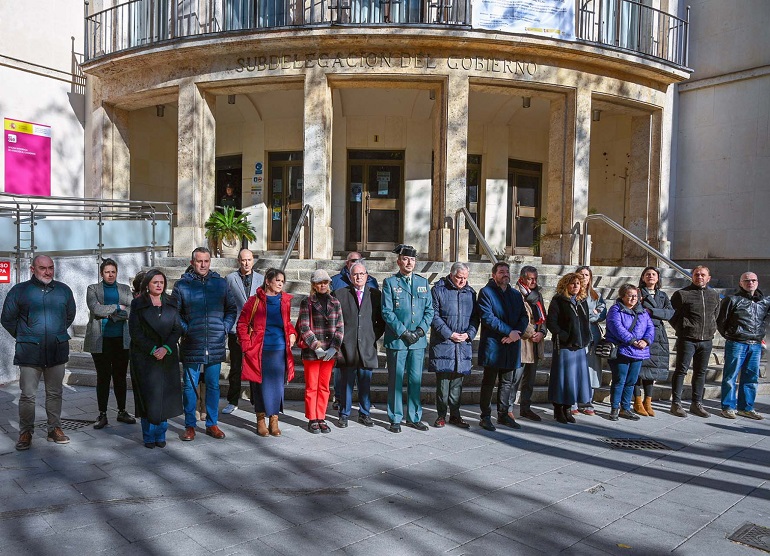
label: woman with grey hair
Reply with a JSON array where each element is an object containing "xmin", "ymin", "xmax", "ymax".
[{"xmin": 429, "ymin": 262, "xmax": 480, "ymax": 428}]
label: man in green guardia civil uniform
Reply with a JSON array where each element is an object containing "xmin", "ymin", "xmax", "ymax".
[{"xmin": 382, "ymin": 245, "xmax": 434, "ymax": 433}]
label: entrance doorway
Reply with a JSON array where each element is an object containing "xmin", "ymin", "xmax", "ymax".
[
  {"xmin": 466, "ymin": 154, "xmax": 482, "ymax": 253},
  {"xmin": 215, "ymin": 155, "xmax": 242, "ymax": 210},
  {"xmin": 506, "ymin": 159, "xmax": 542, "ymax": 255},
  {"xmin": 267, "ymin": 151, "xmax": 303, "ymax": 250},
  {"xmin": 347, "ymin": 150, "xmax": 404, "ymax": 252}
]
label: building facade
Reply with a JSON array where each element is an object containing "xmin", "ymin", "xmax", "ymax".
[{"xmin": 79, "ymin": 0, "xmax": 690, "ymax": 264}]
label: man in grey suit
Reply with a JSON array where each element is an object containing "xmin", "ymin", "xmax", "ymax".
[
  {"xmin": 223, "ymin": 249, "xmax": 264, "ymax": 414},
  {"xmin": 334, "ymin": 262, "xmax": 386, "ymax": 428}
]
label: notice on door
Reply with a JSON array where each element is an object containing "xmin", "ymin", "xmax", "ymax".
[{"xmin": 376, "ymin": 172, "xmax": 390, "ymax": 195}]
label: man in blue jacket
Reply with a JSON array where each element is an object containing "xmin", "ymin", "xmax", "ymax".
[
  {"xmin": 381, "ymin": 245, "xmax": 433, "ymax": 432},
  {"xmin": 173, "ymin": 247, "xmax": 237, "ymax": 441},
  {"xmin": 2, "ymin": 255, "xmax": 76, "ymax": 450},
  {"xmin": 477, "ymin": 261, "xmax": 528, "ymax": 431}
]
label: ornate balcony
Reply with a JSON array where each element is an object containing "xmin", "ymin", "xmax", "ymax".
[{"xmin": 84, "ymin": 0, "xmax": 689, "ymax": 68}]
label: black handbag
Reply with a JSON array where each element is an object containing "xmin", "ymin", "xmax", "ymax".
[{"xmin": 593, "ymin": 311, "xmax": 639, "ymax": 360}]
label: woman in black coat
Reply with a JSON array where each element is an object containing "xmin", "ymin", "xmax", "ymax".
[
  {"xmin": 546, "ymin": 273, "xmax": 592, "ymax": 424},
  {"xmin": 129, "ymin": 270, "xmax": 183, "ymax": 448},
  {"xmin": 634, "ymin": 267, "xmax": 675, "ymax": 417}
]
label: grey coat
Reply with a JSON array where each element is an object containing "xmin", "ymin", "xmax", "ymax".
[
  {"xmin": 83, "ymin": 281, "xmax": 133, "ymax": 352},
  {"xmin": 226, "ymin": 270, "xmax": 264, "ymax": 333}
]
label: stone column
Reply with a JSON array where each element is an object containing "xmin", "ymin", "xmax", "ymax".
[
  {"xmin": 623, "ymin": 114, "xmax": 653, "ymax": 265},
  {"xmin": 174, "ymin": 79, "xmax": 216, "ymax": 257},
  {"xmin": 429, "ymin": 73, "xmax": 469, "ymax": 261},
  {"xmin": 88, "ymin": 79, "xmax": 130, "ymax": 201},
  {"xmin": 302, "ymin": 66, "xmax": 334, "ymax": 259},
  {"xmin": 541, "ymin": 89, "xmax": 590, "ymax": 265}
]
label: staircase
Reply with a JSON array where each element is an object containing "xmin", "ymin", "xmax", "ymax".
[{"xmin": 64, "ymin": 253, "xmax": 768, "ymax": 407}]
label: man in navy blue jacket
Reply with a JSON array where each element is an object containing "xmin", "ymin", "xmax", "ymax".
[
  {"xmin": 477, "ymin": 261, "xmax": 528, "ymax": 431},
  {"xmin": 2, "ymin": 255, "xmax": 76, "ymax": 450},
  {"xmin": 173, "ymin": 247, "xmax": 237, "ymax": 441}
]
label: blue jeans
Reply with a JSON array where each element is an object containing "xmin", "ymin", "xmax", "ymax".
[
  {"xmin": 721, "ymin": 340, "xmax": 761, "ymax": 411},
  {"xmin": 609, "ymin": 355, "xmax": 643, "ymax": 410},
  {"xmin": 141, "ymin": 418, "xmax": 168, "ymax": 443},
  {"xmin": 339, "ymin": 367, "xmax": 373, "ymax": 417},
  {"xmin": 183, "ymin": 363, "xmax": 222, "ymax": 427}
]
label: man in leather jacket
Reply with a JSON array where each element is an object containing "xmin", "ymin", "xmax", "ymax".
[
  {"xmin": 717, "ymin": 272, "xmax": 770, "ymax": 420},
  {"xmin": 669, "ymin": 266, "xmax": 721, "ymax": 418}
]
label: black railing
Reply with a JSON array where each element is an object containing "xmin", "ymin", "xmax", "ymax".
[
  {"xmin": 85, "ymin": 0, "xmax": 470, "ymax": 59},
  {"xmin": 85, "ymin": 0, "xmax": 689, "ymax": 68},
  {"xmin": 577, "ymin": 0, "xmax": 689, "ymax": 67}
]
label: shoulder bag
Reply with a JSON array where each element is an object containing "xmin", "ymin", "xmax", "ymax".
[{"xmin": 593, "ymin": 311, "xmax": 639, "ymax": 360}]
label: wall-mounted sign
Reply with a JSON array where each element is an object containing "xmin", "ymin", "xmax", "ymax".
[
  {"xmin": 4, "ymin": 118, "xmax": 51, "ymax": 196},
  {"xmin": 0, "ymin": 260, "xmax": 11, "ymax": 284},
  {"xmin": 472, "ymin": 0, "xmax": 574, "ymax": 39}
]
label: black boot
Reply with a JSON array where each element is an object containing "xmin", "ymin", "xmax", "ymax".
[
  {"xmin": 565, "ymin": 405, "xmax": 576, "ymax": 424},
  {"xmin": 553, "ymin": 404, "xmax": 568, "ymax": 424}
]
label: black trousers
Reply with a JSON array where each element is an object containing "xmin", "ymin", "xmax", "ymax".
[
  {"xmin": 435, "ymin": 372, "xmax": 464, "ymax": 419},
  {"xmin": 671, "ymin": 338, "xmax": 712, "ymax": 405},
  {"xmin": 480, "ymin": 367, "xmax": 514, "ymax": 418},
  {"xmin": 92, "ymin": 336, "xmax": 129, "ymax": 412},
  {"xmin": 227, "ymin": 333, "xmax": 244, "ymax": 405}
]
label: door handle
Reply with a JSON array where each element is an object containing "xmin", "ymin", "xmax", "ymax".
[
  {"xmin": 365, "ymin": 193, "xmax": 371, "ymax": 215},
  {"xmin": 515, "ymin": 201, "xmax": 521, "ymax": 220}
]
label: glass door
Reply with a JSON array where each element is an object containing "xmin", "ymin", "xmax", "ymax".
[
  {"xmin": 267, "ymin": 151, "xmax": 303, "ymax": 250},
  {"xmin": 347, "ymin": 150, "xmax": 404, "ymax": 252},
  {"xmin": 466, "ymin": 154, "xmax": 482, "ymax": 253},
  {"xmin": 506, "ymin": 159, "xmax": 542, "ymax": 256}
]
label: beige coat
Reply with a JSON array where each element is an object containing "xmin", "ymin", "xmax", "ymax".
[{"xmin": 516, "ymin": 284, "xmax": 546, "ymax": 365}]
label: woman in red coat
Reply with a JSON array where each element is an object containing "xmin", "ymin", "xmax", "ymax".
[{"xmin": 237, "ymin": 268, "xmax": 296, "ymax": 437}]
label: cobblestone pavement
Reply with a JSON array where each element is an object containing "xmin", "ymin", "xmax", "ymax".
[{"xmin": 0, "ymin": 381, "xmax": 768, "ymax": 555}]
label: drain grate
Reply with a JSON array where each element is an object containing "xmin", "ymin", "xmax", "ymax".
[
  {"xmin": 36, "ymin": 418, "xmax": 94, "ymax": 431},
  {"xmin": 600, "ymin": 437, "xmax": 672, "ymax": 450},
  {"xmin": 729, "ymin": 523, "xmax": 770, "ymax": 552}
]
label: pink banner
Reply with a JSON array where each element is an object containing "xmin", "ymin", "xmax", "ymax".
[{"xmin": 4, "ymin": 118, "xmax": 51, "ymax": 196}]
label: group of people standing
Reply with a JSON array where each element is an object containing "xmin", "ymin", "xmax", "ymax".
[{"xmin": 3, "ymin": 249, "xmax": 767, "ymax": 452}]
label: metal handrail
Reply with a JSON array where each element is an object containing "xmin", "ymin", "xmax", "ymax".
[
  {"xmin": 0, "ymin": 192, "xmax": 175, "ymax": 282},
  {"xmin": 454, "ymin": 207, "xmax": 497, "ymax": 264},
  {"xmin": 581, "ymin": 213, "xmax": 690, "ymax": 279},
  {"xmin": 280, "ymin": 204, "xmax": 313, "ymax": 271}
]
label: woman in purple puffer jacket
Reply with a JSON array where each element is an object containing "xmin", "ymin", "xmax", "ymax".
[{"xmin": 605, "ymin": 284, "xmax": 655, "ymax": 421}]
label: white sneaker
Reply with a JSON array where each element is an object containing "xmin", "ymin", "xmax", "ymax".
[
  {"xmin": 222, "ymin": 404, "xmax": 237, "ymax": 414},
  {"xmin": 737, "ymin": 409, "xmax": 764, "ymax": 420},
  {"xmin": 720, "ymin": 409, "xmax": 736, "ymax": 419}
]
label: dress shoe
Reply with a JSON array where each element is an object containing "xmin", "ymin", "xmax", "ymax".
[
  {"xmin": 689, "ymin": 404, "xmax": 710, "ymax": 418},
  {"xmin": 520, "ymin": 408, "xmax": 542, "ymax": 422},
  {"xmin": 47, "ymin": 427, "xmax": 70, "ymax": 444},
  {"xmin": 319, "ymin": 421, "xmax": 331, "ymax": 433},
  {"xmin": 479, "ymin": 416, "xmax": 496, "ymax": 431},
  {"xmin": 498, "ymin": 413, "xmax": 522, "ymax": 430},
  {"xmin": 358, "ymin": 414, "xmax": 374, "ymax": 427},
  {"xmin": 619, "ymin": 409, "xmax": 641, "ymax": 421},
  {"xmin": 144, "ymin": 442, "xmax": 155, "ymax": 449},
  {"xmin": 93, "ymin": 412, "xmax": 108, "ymax": 430},
  {"xmin": 117, "ymin": 410, "xmax": 136, "ymax": 424},
  {"xmin": 670, "ymin": 403, "xmax": 687, "ymax": 417},
  {"xmin": 206, "ymin": 425, "xmax": 226, "ymax": 439},
  {"xmin": 268, "ymin": 415, "xmax": 282, "ymax": 436},
  {"xmin": 388, "ymin": 422, "xmax": 402, "ymax": 433},
  {"xmin": 448, "ymin": 416, "xmax": 471, "ymax": 429},
  {"xmin": 582, "ymin": 408, "xmax": 596, "ymax": 416},
  {"xmin": 181, "ymin": 427, "xmax": 196, "ymax": 441},
  {"xmin": 337, "ymin": 416, "xmax": 349, "ymax": 428},
  {"xmin": 405, "ymin": 421, "xmax": 429, "ymax": 431},
  {"xmin": 433, "ymin": 417, "xmax": 446, "ymax": 428},
  {"xmin": 155, "ymin": 441, "xmax": 167, "ymax": 448},
  {"xmin": 16, "ymin": 431, "xmax": 32, "ymax": 451},
  {"xmin": 308, "ymin": 420, "xmax": 321, "ymax": 434}
]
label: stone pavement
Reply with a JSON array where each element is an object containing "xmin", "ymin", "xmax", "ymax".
[{"xmin": 0, "ymin": 382, "xmax": 769, "ymax": 556}]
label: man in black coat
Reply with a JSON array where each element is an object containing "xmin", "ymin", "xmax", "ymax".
[
  {"xmin": 334, "ymin": 262, "xmax": 385, "ymax": 427},
  {"xmin": 669, "ymin": 265, "xmax": 721, "ymax": 418},
  {"xmin": 1, "ymin": 255, "xmax": 76, "ymax": 450}
]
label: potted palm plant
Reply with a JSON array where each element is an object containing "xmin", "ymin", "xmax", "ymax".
[{"xmin": 204, "ymin": 207, "xmax": 257, "ymax": 258}]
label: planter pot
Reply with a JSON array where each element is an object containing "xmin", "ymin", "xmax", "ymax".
[{"xmin": 220, "ymin": 237, "xmax": 240, "ymax": 258}]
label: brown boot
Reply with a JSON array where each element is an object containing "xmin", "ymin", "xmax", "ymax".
[
  {"xmin": 643, "ymin": 396, "xmax": 655, "ymax": 416},
  {"xmin": 633, "ymin": 395, "xmax": 648, "ymax": 416},
  {"xmin": 256, "ymin": 413, "xmax": 269, "ymax": 437},
  {"xmin": 268, "ymin": 415, "xmax": 281, "ymax": 437}
]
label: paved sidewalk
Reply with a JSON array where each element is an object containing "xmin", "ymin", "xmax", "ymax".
[{"xmin": 0, "ymin": 382, "xmax": 769, "ymax": 555}]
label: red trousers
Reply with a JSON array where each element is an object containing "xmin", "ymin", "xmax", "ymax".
[{"xmin": 303, "ymin": 359, "xmax": 334, "ymax": 420}]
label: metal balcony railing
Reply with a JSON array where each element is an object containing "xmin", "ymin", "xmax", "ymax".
[
  {"xmin": 84, "ymin": 0, "xmax": 688, "ymax": 68},
  {"xmin": 577, "ymin": 0, "xmax": 689, "ymax": 67}
]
